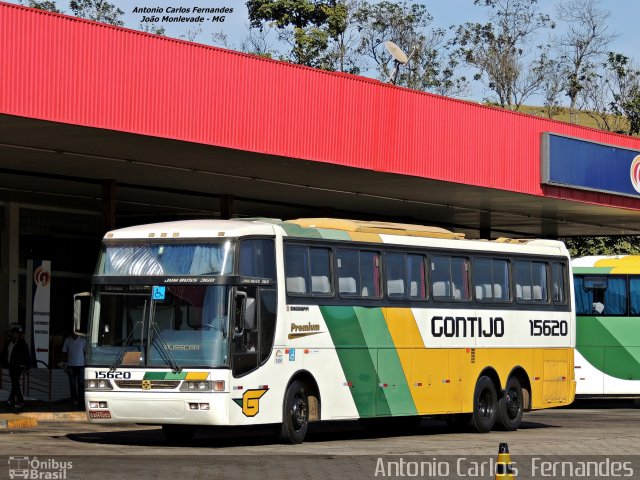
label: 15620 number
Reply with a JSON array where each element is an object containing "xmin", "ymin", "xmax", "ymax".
[{"xmin": 529, "ymin": 319, "xmax": 568, "ymax": 336}]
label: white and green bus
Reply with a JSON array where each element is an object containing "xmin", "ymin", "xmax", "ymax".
[
  {"xmin": 78, "ymin": 218, "xmax": 576, "ymax": 444},
  {"xmin": 573, "ymin": 255, "xmax": 640, "ymax": 396}
]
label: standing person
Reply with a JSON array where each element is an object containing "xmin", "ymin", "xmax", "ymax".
[
  {"xmin": 61, "ymin": 331, "xmax": 86, "ymax": 408},
  {"xmin": 2, "ymin": 326, "xmax": 30, "ymax": 410}
]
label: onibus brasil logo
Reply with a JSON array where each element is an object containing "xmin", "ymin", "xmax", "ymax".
[
  {"xmin": 630, "ymin": 154, "xmax": 640, "ymax": 194},
  {"xmin": 8, "ymin": 456, "xmax": 72, "ymax": 479}
]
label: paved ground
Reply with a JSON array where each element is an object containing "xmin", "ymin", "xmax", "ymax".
[{"xmin": 1, "ymin": 400, "xmax": 639, "ymax": 479}]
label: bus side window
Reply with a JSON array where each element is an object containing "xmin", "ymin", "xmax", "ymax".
[
  {"xmin": 551, "ymin": 263, "xmax": 566, "ymax": 304},
  {"xmin": 285, "ymin": 246, "xmax": 309, "ymax": 294},
  {"xmin": 239, "ymin": 239, "xmax": 276, "ymax": 279}
]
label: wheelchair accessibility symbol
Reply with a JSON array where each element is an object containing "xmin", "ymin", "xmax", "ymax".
[{"xmin": 152, "ymin": 286, "xmax": 166, "ymax": 300}]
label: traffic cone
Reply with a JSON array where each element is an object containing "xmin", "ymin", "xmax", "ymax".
[{"xmin": 495, "ymin": 442, "xmax": 516, "ymax": 479}]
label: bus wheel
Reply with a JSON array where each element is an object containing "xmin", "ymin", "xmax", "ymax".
[
  {"xmin": 280, "ymin": 380, "xmax": 309, "ymax": 444},
  {"xmin": 471, "ymin": 376, "xmax": 497, "ymax": 433},
  {"xmin": 162, "ymin": 424, "xmax": 196, "ymax": 444},
  {"xmin": 496, "ymin": 377, "xmax": 523, "ymax": 431}
]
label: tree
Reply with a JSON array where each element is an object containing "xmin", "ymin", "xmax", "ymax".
[
  {"xmin": 318, "ymin": 0, "xmax": 364, "ymax": 73},
  {"xmin": 555, "ymin": 0, "xmax": 616, "ymax": 122},
  {"xmin": 453, "ymin": 0, "xmax": 554, "ymax": 110},
  {"xmin": 537, "ymin": 53, "xmax": 567, "ymax": 118},
  {"xmin": 69, "ymin": 0, "xmax": 124, "ymax": 26},
  {"xmin": 563, "ymin": 236, "xmax": 640, "ymax": 257},
  {"xmin": 246, "ymin": 0, "xmax": 347, "ymax": 67},
  {"xmin": 24, "ymin": 0, "xmax": 62, "ymax": 12},
  {"xmin": 356, "ymin": 1, "xmax": 467, "ymax": 95},
  {"xmin": 139, "ymin": 24, "xmax": 166, "ymax": 36},
  {"xmin": 607, "ymin": 53, "xmax": 640, "ymax": 136}
]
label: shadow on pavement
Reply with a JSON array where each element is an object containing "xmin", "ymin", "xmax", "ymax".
[
  {"xmin": 568, "ymin": 398, "xmax": 640, "ymax": 409},
  {"xmin": 65, "ymin": 416, "xmax": 558, "ymax": 448}
]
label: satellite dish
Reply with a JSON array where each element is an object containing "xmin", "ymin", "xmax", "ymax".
[
  {"xmin": 384, "ymin": 41, "xmax": 409, "ymax": 65},
  {"xmin": 384, "ymin": 41, "xmax": 416, "ymax": 85}
]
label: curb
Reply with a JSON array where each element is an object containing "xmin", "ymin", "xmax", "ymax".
[
  {"xmin": 15, "ymin": 411, "xmax": 88, "ymax": 422},
  {"xmin": 0, "ymin": 413, "xmax": 38, "ymax": 429}
]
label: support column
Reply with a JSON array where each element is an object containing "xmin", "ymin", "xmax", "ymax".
[
  {"xmin": 479, "ymin": 211, "xmax": 492, "ymax": 240},
  {"xmin": 220, "ymin": 195, "xmax": 234, "ymax": 220},
  {"xmin": 3, "ymin": 203, "xmax": 20, "ymax": 330},
  {"xmin": 102, "ymin": 180, "xmax": 116, "ymax": 233}
]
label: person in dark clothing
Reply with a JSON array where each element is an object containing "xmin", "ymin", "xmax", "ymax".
[{"xmin": 2, "ymin": 326, "xmax": 31, "ymax": 409}]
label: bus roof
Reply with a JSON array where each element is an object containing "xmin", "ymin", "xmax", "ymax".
[
  {"xmin": 104, "ymin": 219, "xmax": 277, "ymax": 239},
  {"xmin": 104, "ymin": 218, "xmax": 569, "ymax": 256}
]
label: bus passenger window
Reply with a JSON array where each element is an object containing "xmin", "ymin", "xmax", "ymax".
[
  {"xmin": 309, "ymin": 248, "xmax": 331, "ymax": 294},
  {"xmin": 514, "ymin": 260, "xmax": 548, "ymax": 303},
  {"xmin": 551, "ymin": 263, "xmax": 566, "ymax": 303},
  {"xmin": 432, "ymin": 255, "xmax": 470, "ymax": 301},
  {"xmin": 386, "ymin": 253, "xmax": 406, "ymax": 298},
  {"xmin": 473, "ymin": 258, "xmax": 510, "ymax": 302},
  {"xmin": 337, "ymin": 249, "xmax": 381, "ymax": 298},
  {"xmin": 285, "ymin": 246, "xmax": 309, "ymax": 294},
  {"xmin": 407, "ymin": 254, "xmax": 427, "ymax": 299}
]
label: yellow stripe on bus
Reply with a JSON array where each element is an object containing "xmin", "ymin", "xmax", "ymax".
[{"xmin": 185, "ymin": 372, "xmax": 209, "ymax": 381}]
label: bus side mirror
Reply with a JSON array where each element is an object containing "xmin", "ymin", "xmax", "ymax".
[
  {"xmin": 73, "ymin": 292, "xmax": 91, "ymax": 335},
  {"xmin": 233, "ymin": 291, "xmax": 247, "ymax": 339}
]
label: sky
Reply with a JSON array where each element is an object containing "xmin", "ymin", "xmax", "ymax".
[{"xmin": 8, "ymin": 0, "xmax": 640, "ymax": 102}]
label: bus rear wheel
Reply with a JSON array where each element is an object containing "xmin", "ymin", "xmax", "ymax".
[
  {"xmin": 496, "ymin": 376, "xmax": 523, "ymax": 431},
  {"xmin": 280, "ymin": 380, "xmax": 309, "ymax": 444},
  {"xmin": 162, "ymin": 424, "xmax": 196, "ymax": 444},
  {"xmin": 471, "ymin": 375, "xmax": 497, "ymax": 433}
]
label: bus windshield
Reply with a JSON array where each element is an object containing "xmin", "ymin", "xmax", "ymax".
[
  {"xmin": 96, "ymin": 241, "xmax": 235, "ymax": 276},
  {"xmin": 88, "ymin": 285, "xmax": 230, "ymax": 368}
]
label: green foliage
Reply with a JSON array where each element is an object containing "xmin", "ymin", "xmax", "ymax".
[
  {"xmin": 26, "ymin": 0, "xmax": 62, "ymax": 13},
  {"xmin": 562, "ymin": 236, "xmax": 640, "ymax": 257},
  {"xmin": 607, "ymin": 53, "xmax": 640, "ymax": 136},
  {"xmin": 452, "ymin": 0, "xmax": 553, "ymax": 109},
  {"xmin": 355, "ymin": 1, "xmax": 467, "ymax": 95},
  {"xmin": 246, "ymin": 0, "xmax": 346, "ymax": 67},
  {"xmin": 69, "ymin": 0, "xmax": 124, "ymax": 26}
]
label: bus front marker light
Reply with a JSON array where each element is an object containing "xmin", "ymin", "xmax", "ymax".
[
  {"xmin": 197, "ymin": 381, "xmax": 208, "ymax": 390},
  {"xmin": 189, "ymin": 403, "xmax": 199, "ymax": 410},
  {"xmin": 212, "ymin": 381, "xmax": 225, "ymax": 391},
  {"xmin": 199, "ymin": 403, "xmax": 210, "ymax": 410}
]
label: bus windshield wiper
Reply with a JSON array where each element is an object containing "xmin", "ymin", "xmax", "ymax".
[
  {"xmin": 150, "ymin": 322, "xmax": 182, "ymax": 373},
  {"xmin": 147, "ymin": 300, "xmax": 182, "ymax": 373},
  {"xmin": 110, "ymin": 301, "xmax": 147, "ymax": 372}
]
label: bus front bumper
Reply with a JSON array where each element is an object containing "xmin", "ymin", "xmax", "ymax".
[{"xmin": 84, "ymin": 391, "xmax": 231, "ymax": 425}]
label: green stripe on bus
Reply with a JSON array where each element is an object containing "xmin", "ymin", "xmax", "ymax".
[
  {"xmin": 320, "ymin": 305, "xmax": 389, "ymax": 417},
  {"xmin": 316, "ymin": 228, "xmax": 351, "ymax": 240},
  {"xmin": 573, "ymin": 267, "xmax": 613, "ymax": 274},
  {"xmin": 164, "ymin": 372, "xmax": 188, "ymax": 380},
  {"xmin": 577, "ymin": 316, "xmax": 640, "ymax": 380},
  {"xmin": 279, "ymin": 223, "xmax": 323, "ymax": 238},
  {"xmin": 353, "ymin": 307, "xmax": 417, "ymax": 416},
  {"xmin": 143, "ymin": 372, "xmax": 166, "ymax": 380}
]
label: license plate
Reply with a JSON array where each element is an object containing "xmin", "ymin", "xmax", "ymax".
[{"xmin": 88, "ymin": 410, "xmax": 111, "ymax": 419}]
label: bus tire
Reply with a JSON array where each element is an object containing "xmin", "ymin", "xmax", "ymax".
[
  {"xmin": 496, "ymin": 376, "xmax": 523, "ymax": 431},
  {"xmin": 471, "ymin": 375, "xmax": 497, "ymax": 433},
  {"xmin": 280, "ymin": 380, "xmax": 309, "ymax": 444},
  {"xmin": 162, "ymin": 424, "xmax": 196, "ymax": 444}
]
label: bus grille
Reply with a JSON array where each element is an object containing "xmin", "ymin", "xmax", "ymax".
[{"xmin": 115, "ymin": 380, "xmax": 181, "ymax": 390}]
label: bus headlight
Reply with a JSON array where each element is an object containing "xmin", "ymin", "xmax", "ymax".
[
  {"xmin": 180, "ymin": 381, "xmax": 212, "ymax": 391},
  {"xmin": 87, "ymin": 380, "xmax": 113, "ymax": 390}
]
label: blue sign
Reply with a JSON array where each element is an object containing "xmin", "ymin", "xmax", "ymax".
[
  {"xmin": 541, "ymin": 133, "xmax": 640, "ymax": 197},
  {"xmin": 288, "ymin": 349, "xmax": 295, "ymax": 362},
  {"xmin": 152, "ymin": 286, "xmax": 166, "ymax": 300}
]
